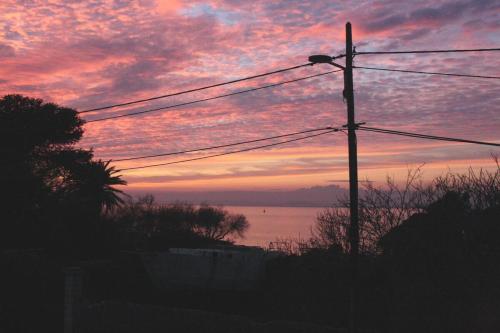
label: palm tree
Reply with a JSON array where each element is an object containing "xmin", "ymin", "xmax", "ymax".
[{"xmin": 70, "ymin": 160, "xmax": 127, "ymax": 213}]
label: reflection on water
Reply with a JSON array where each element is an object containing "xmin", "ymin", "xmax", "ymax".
[{"xmin": 226, "ymin": 206, "xmax": 326, "ymax": 247}]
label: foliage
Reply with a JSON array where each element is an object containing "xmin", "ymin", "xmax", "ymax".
[
  {"xmin": 311, "ymin": 161, "xmax": 500, "ymax": 254},
  {"xmin": 0, "ymin": 94, "xmax": 126, "ymax": 251},
  {"xmin": 310, "ymin": 167, "xmax": 426, "ymax": 253},
  {"xmin": 107, "ymin": 196, "xmax": 249, "ymax": 250},
  {"xmin": 378, "ymin": 190, "xmax": 500, "ymax": 333},
  {"xmin": 63, "ymin": 160, "xmax": 127, "ymax": 213},
  {"xmin": 0, "ymin": 95, "xmax": 83, "ymax": 222},
  {"xmin": 194, "ymin": 204, "xmax": 249, "ymax": 241},
  {"xmin": 431, "ymin": 157, "xmax": 500, "ymax": 210},
  {"xmin": 277, "ymin": 163, "xmax": 500, "ymax": 332},
  {"xmin": 267, "ymin": 236, "xmax": 313, "ymax": 256}
]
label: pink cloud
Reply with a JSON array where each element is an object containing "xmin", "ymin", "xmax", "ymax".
[{"xmin": 1, "ymin": 0, "xmax": 499, "ymax": 190}]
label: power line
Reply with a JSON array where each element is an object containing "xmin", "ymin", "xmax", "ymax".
[
  {"xmin": 112, "ymin": 127, "xmax": 333, "ymax": 162},
  {"xmin": 119, "ymin": 128, "xmax": 339, "ymax": 171},
  {"xmin": 78, "ymin": 63, "xmax": 313, "ymax": 113},
  {"xmin": 354, "ymin": 66, "xmax": 500, "ymax": 80},
  {"xmin": 354, "ymin": 48, "xmax": 500, "ymax": 56},
  {"xmin": 85, "ymin": 70, "xmax": 341, "ymax": 123},
  {"xmin": 358, "ymin": 126, "xmax": 500, "ymax": 147},
  {"xmin": 359, "ymin": 126, "xmax": 500, "ymax": 147}
]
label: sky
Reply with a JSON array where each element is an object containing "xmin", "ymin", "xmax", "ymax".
[{"xmin": 1, "ymin": 0, "xmax": 499, "ymax": 193}]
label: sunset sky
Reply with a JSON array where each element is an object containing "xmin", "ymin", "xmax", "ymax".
[{"xmin": 1, "ymin": 0, "xmax": 499, "ymax": 192}]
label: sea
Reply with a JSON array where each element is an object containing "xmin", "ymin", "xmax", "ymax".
[{"xmin": 225, "ymin": 206, "xmax": 327, "ymax": 248}]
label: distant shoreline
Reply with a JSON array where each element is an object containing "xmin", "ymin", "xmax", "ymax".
[
  {"xmin": 125, "ymin": 184, "xmax": 348, "ymax": 209},
  {"xmin": 224, "ymin": 204, "xmax": 332, "ymax": 208},
  {"xmin": 153, "ymin": 201, "xmax": 338, "ymax": 208},
  {"xmin": 169, "ymin": 202, "xmax": 334, "ymax": 208}
]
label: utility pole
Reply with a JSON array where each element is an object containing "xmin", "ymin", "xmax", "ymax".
[
  {"xmin": 344, "ymin": 21, "xmax": 359, "ymax": 333},
  {"xmin": 309, "ymin": 21, "xmax": 359, "ymax": 333}
]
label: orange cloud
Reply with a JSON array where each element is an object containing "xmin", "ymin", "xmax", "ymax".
[{"xmin": 1, "ymin": 0, "xmax": 499, "ymax": 192}]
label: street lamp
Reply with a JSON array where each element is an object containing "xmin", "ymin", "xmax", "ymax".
[{"xmin": 308, "ymin": 55, "xmax": 334, "ymax": 63}]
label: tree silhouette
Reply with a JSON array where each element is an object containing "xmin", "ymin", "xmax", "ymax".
[
  {"xmin": 0, "ymin": 95, "xmax": 84, "ymax": 248},
  {"xmin": 194, "ymin": 204, "xmax": 249, "ymax": 241},
  {"xmin": 106, "ymin": 197, "xmax": 250, "ymax": 249},
  {"xmin": 66, "ymin": 160, "xmax": 127, "ymax": 214},
  {"xmin": 311, "ymin": 163, "xmax": 499, "ymax": 254},
  {"xmin": 0, "ymin": 94, "xmax": 126, "ymax": 250}
]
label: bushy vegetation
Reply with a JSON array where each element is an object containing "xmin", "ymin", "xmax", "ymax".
[
  {"xmin": 0, "ymin": 95, "xmax": 249, "ymax": 258},
  {"xmin": 0, "ymin": 95, "xmax": 126, "ymax": 258},
  {"xmin": 1, "ymin": 94, "xmax": 498, "ymax": 332},
  {"xmin": 0, "ymin": 95, "xmax": 250, "ymax": 332},
  {"xmin": 105, "ymin": 195, "xmax": 249, "ymax": 250},
  {"xmin": 310, "ymin": 161, "xmax": 500, "ymax": 254},
  {"xmin": 265, "ymin": 161, "xmax": 500, "ymax": 332}
]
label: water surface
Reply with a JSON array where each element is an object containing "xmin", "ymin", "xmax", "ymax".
[{"xmin": 226, "ymin": 206, "xmax": 326, "ymax": 247}]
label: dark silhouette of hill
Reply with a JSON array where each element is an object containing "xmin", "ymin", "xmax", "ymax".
[{"xmin": 127, "ymin": 185, "xmax": 347, "ymax": 207}]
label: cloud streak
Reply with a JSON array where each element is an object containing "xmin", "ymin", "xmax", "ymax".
[{"xmin": 1, "ymin": 0, "xmax": 499, "ymax": 191}]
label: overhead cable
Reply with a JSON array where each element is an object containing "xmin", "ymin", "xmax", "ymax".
[
  {"xmin": 79, "ymin": 63, "xmax": 314, "ymax": 113},
  {"xmin": 85, "ymin": 70, "xmax": 341, "ymax": 123},
  {"xmin": 354, "ymin": 48, "xmax": 500, "ymax": 56},
  {"xmin": 119, "ymin": 128, "xmax": 339, "ymax": 171},
  {"xmin": 354, "ymin": 66, "xmax": 500, "ymax": 80},
  {"xmin": 358, "ymin": 126, "xmax": 500, "ymax": 147},
  {"xmin": 112, "ymin": 127, "xmax": 334, "ymax": 162}
]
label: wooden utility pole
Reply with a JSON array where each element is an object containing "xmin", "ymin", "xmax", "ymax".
[
  {"xmin": 344, "ymin": 21, "xmax": 359, "ymax": 333},
  {"xmin": 309, "ymin": 22, "xmax": 360, "ymax": 333}
]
